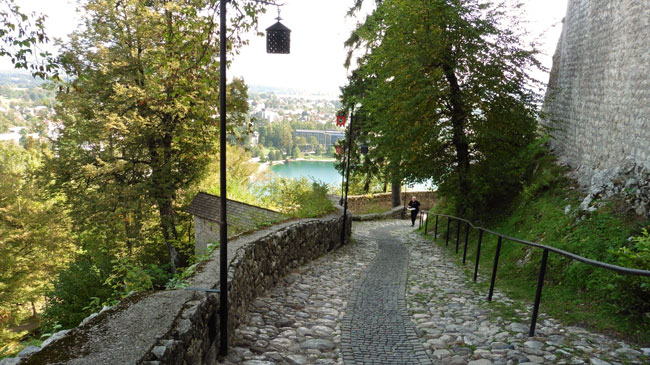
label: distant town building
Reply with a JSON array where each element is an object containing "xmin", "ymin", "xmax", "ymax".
[
  {"xmin": 0, "ymin": 127, "xmax": 39, "ymax": 144},
  {"xmin": 293, "ymin": 129, "xmax": 345, "ymax": 148}
]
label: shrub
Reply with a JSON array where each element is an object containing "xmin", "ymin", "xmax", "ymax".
[
  {"xmin": 611, "ymin": 227, "xmax": 650, "ymax": 316},
  {"xmin": 42, "ymin": 255, "xmax": 114, "ymax": 330}
]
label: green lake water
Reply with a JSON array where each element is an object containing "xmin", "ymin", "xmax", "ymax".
[
  {"xmin": 269, "ymin": 160, "xmax": 433, "ymax": 191},
  {"xmin": 269, "ymin": 160, "xmax": 342, "ymax": 186}
]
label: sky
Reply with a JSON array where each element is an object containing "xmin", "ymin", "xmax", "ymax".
[{"xmin": 3, "ymin": 0, "xmax": 569, "ymax": 96}]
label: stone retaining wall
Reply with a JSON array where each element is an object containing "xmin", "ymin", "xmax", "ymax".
[{"xmin": 14, "ymin": 214, "xmax": 351, "ymax": 365}]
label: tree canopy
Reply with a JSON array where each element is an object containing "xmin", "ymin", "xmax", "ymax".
[
  {"xmin": 341, "ymin": 0, "xmax": 543, "ymax": 215},
  {"xmin": 42, "ymin": 0, "xmax": 263, "ymax": 273},
  {"xmin": 0, "ymin": 142, "xmax": 74, "ymax": 332}
]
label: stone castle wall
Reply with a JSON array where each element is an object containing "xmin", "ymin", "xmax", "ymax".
[{"xmin": 543, "ymin": 0, "xmax": 650, "ymax": 214}]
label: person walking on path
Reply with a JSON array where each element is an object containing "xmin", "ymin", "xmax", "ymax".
[{"xmin": 408, "ymin": 196, "xmax": 420, "ymax": 226}]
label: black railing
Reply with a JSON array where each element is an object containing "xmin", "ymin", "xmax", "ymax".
[{"xmin": 418, "ymin": 211, "xmax": 650, "ymax": 337}]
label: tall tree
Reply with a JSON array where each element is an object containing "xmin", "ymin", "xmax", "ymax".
[
  {"xmin": 342, "ymin": 0, "xmax": 542, "ymax": 215},
  {"xmin": 43, "ymin": 0, "xmax": 261, "ymax": 273}
]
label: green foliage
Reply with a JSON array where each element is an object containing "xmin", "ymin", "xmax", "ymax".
[
  {"xmin": 0, "ymin": 0, "xmax": 58, "ymax": 78},
  {"xmin": 258, "ymin": 120, "xmax": 293, "ymax": 153},
  {"xmin": 105, "ymin": 258, "xmax": 154, "ymax": 297},
  {"xmin": 267, "ymin": 149, "xmax": 284, "ymax": 161},
  {"xmin": 259, "ymin": 177, "xmax": 334, "ymax": 218},
  {"xmin": 427, "ymin": 149, "xmax": 650, "ymax": 341},
  {"xmin": 193, "ymin": 144, "xmax": 261, "ymax": 205},
  {"xmin": 165, "ymin": 263, "xmax": 199, "ymax": 290},
  {"xmin": 42, "ymin": 255, "xmax": 114, "ymax": 330},
  {"xmin": 42, "ymin": 0, "xmax": 263, "ymax": 273},
  {"xmin": 0, "ymin": 142, "xmax": 74, "ymax": 346},
  {"xmin": 611, "ymin": 227, "xmax": 650, "ymax": 315},
  {"xmin": 0, "ymin": 336, "xmax": 42, "ymax": 360},
  {"xmin": 291, "ymin": 145, "xmax": 302, "ymax": 159},
  {"xmin": 341, "ymin": 0, "xmax": 542, "ymax": 216}
]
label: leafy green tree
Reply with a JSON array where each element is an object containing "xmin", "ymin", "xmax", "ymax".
[
  {"xmin": 307, "ymin": 136, "xmax": 319, "ymax": 149},
  {"xmin": 291, "ymin": 145, "xmax": 301, "ymax": 159},
  {"xmin": 295, "ymin": 136, "xmax": 307, "ymax": 147},
  {"xmin": 42, "ymin": 0, "xmax": 262, "ymax": 273},
  {"xmin": 0, "ymin": 142, "xmax": 74, "ymax": 337},
  {"xmin": 342, "ymin": 0, "xmax": 541, "ymax": 215},
  {"xmin": 271, "ymin": 121, "xmax": 293, "ymax": 153}
]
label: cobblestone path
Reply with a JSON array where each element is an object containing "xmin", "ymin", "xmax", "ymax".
[
  {"xmin": 340, "ymin": 223, "xmax": 431, "ymax": 364},
  {"xmin": 223, "ymin": 220, "xmax": 650, "ymax": 365}
]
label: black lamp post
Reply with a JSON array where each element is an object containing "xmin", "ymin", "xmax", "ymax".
[
  {"xmin": 340, "ymin": 108, "xmax": 367, "ymax": 246},
  {"xmin": 219, "ymin": 0, "xmax": 289, "ymax": 357}
]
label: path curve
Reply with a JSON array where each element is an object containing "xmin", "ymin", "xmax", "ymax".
[{"xmin": 341, "ymin": 222, "xmax": 431, "ymax": 364}]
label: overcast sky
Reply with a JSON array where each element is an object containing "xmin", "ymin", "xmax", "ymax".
[{"xmin": 4, "ymin": 0, "xmax": 569, "ymax": 96}]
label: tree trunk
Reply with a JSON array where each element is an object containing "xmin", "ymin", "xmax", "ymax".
[
  {"xmin": 391, "ymin": 181, "xmax": 401, "ymax": 207},
  {"xmin": 158, "ymin": 198, "xmax": 181, "ymax": 274},
  {"xmin": 442, "ymin": 62, "xmax": 471, "ymax": 216},
  {"xmin": 363, "ymin": 173, "xmax": 371, "ymax": 193}
]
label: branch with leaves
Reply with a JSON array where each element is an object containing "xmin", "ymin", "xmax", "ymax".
[{"xmin": 0, "ymin": 0, "xmax": 58, "ymax": 78}]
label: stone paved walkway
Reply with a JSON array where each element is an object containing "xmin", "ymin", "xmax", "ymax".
[
  {"xmin": 340, "ymin": 223, "xmax": 431, "ymax": 364},
  {"xmin": 222, "ymin": 220, "xmax": 650, "ymax": 365}
]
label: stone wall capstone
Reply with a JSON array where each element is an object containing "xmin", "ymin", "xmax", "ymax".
[
  {"xmin": 543, "ymin": 0, "xmax": 650, "ymax": 215},
  {"xmin": 13, "ymin": 213, "xmax": 351, "ymax": 365}
]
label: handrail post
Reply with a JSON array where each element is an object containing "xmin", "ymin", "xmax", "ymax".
[
  {"xmin": 473, "ymin": 229, "xmax": 483, "ymax": 281},
  {"xmin": 455, "ymin": 219, "xmax": 461, "ymax": 254},
  {"xmin": 434, "ymin": 215, "xmax": 439, "ymax": 239},
  {"xmin": 529, "ymin": 249, "xmax": 549, "ymax": 337},
  {"xmin": 462, "ymin": 221, "xmax": 470, "ymax": 264},
  {"xmin": 445, "ymin": 217, "xmax": 451, "ymax": 246},
  {"xmin": 488, "ymin": 236, "xmax": 503, "ymax": 301},
  {"xmin": 424, "ymin": 212, "xmax": 428, "ymax": 234}
]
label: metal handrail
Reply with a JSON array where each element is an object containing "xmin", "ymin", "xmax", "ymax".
[
  {"xmin": 425, "ymin": 212, "xmax": 650, "ymax": 277},
  {"xmin": 418, "ymin": 210, "xmax": 650, "ymax": 337}
]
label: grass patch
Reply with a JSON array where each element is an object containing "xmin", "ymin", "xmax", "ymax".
[{"xmin": 422, "ymin": 150, "xmax": 650, "ymax": 344}]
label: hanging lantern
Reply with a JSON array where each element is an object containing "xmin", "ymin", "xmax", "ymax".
[
  {"xmin": 266, "ymin": 8, "xmax": 291, "ymax": 54},
  {"xmin": 336, "ymin": 115, "xmax": 347, "ymax": 127},
  {"xmin": 335, "ymin": 146, "xmax": 343, "ymax": 154}
]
